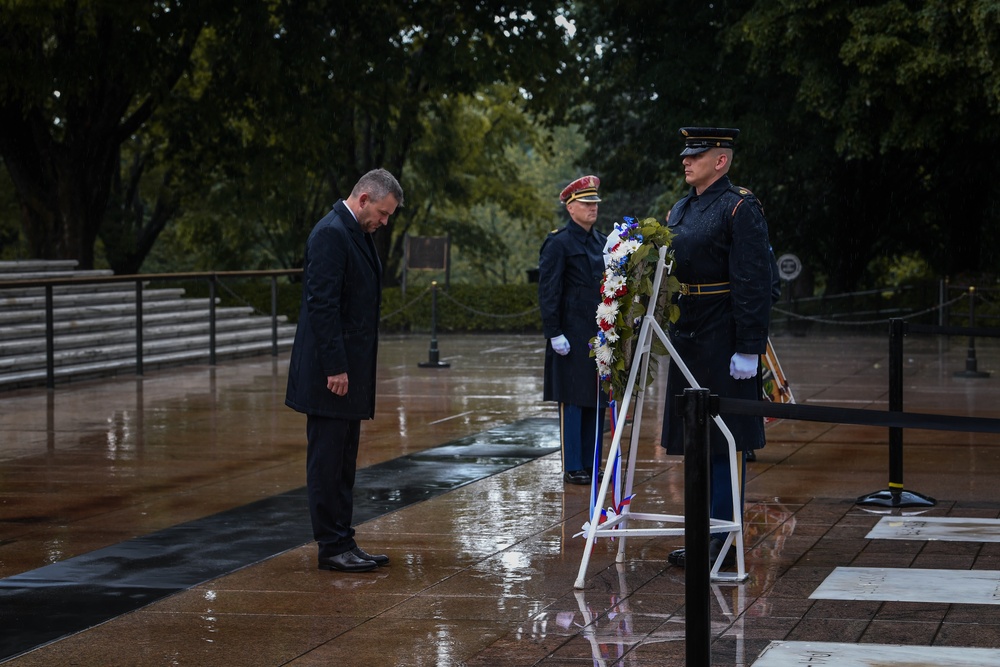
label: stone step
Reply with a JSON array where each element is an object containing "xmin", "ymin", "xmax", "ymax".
[
  {"xmin": 0, "ymin": 338, "xmax": 296, "ymax": 390},
  {"xmin": 0, "ymin": 261, "xmax": 298, "ymax": 391},
  {"xmin": 0, "ymin": 282, "xmax": 145, "ymax": 297},
  {"xmin": 0, "ymin": 316, "xmax": 294, "ymax": 356},
  {"xmin": 0, "ymin": 307, "xmax": 258, "ymax": 339},
  {"xmin": 0, "ymin": 288, "xmax": 187, "ymax": 311},
  {"xmin": 0, "ymin": 297, "xmax": 226, "ymax": 326},
  {"xmin": 0, "ymin": 269, "xmax": 114, "ymax": 283},
  {"xmin": 0, "ymin": 259, "xmax": 82, "ymax": 274},
  {"xmin": 0, "ymin": 327, "xmax": 296, "ymax": 374}
]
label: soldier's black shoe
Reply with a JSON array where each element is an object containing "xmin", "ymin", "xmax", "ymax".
[{"xmin": 563, "ymin": 469, "xmax": 591, "ymax": 485}]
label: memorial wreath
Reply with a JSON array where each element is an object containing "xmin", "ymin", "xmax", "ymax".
[{"xmin": 590, "ymin": 216, "xmax": 680, "ymax": 400}]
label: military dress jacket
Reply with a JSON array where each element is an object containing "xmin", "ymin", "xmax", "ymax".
[
  {"xmin": 538, "ymin": 220, "xmax": 606, "ymax": 408},
  {"xmin": 660, "ymin": 175, "xmax": 774, "ymax": 455},
  {"xmin": 285, "ymin": 200, "xmax": 382, "ymax": 420}
]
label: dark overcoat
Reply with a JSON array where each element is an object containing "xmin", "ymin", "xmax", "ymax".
[
  {"xmin": 285, "ymin": 200, "xmax": 382, "ymax": 420},
  {"xmin": 660, "ymin": 175, "xmax": 775, "ymax": 455},
  {"xmin": 538, "ymin": 220, "xmax": 605, "ymax": 408}
]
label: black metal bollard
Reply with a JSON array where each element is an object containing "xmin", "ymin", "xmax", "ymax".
[
  {"xmin": 45, "ymin": 285, "xmax": 55, "ymax": 389},
  {"xmin": 682, "ymin": 387, "xmax": 712, "ymax": 666},
  {"xmin": 418, "ymin": 281, "xmax": 450, "ymax": 368},
  {"xmin": 955, "ymin": 286, "xmax": 989, "ymax": 379},
  {"xmin": 135, "ymin": 279, "xmax": 144, "ymax": 376},
  {"xmin": 857, "ymin": 319, "xmax": 935, "ymax": 508}
]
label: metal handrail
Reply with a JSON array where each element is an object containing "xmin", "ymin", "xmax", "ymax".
[{"xmin": 0, "ymin": 269, "xmax": 302, "ymax": 388}]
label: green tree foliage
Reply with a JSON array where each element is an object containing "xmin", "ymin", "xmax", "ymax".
[
  {"xmin": 737, "ymin": 0, "xmax": 1000, "ymax": 289},
  {"xmin": 573, "ymin": 0, "xmax": 1000, "ymax": 292},
  {"xmin": 0, "ymin": 0, "xmax": 251, "ymax": 269},
  {"xmin": 1, "ymin": 1, "xmax": 580, "ymax": 275},
  {"xmin": 399, "ymin": 87, "xmax": 595, "ymax": 286}
]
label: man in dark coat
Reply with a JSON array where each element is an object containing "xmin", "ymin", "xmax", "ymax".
[
  {"xmin": 538, "ymin": 175, "xmax": 607, "ymax": 485},
  {"xmin": 659, "ymin": 128, "xmax": 776, "ymax": 568},
  {"xmin": 286, "ymin": 168, "xmax": 404, "ymax": 573}
]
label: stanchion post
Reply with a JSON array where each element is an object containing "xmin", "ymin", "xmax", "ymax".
[
  {"xmin": 888, "ymin": 317, "xmax": 904, "ymax": 499},
  {"xmin": 955, "ymin": 286, "xmax": 989, "ymax": 378},
  {"xmin": 45, "ymin": 284, "xmax": 55, "ymax": 389},
  {"xmin": 135, "ymin": 279, "xmax": 144, "ymax": 376},
  {"xmin": 857, "ymin": 318, "xmax": 935, "ymax": 508},
  {"xmin": 418, "ymin": 281, "xmax": 450, "ymax": 368},
  {"xmin": 208, "ymin": 275, "xmax": 217, "ymax": 366},
  {"xmin": 682, "ymin": 387, "xmax": 711, "ymax": 666}
]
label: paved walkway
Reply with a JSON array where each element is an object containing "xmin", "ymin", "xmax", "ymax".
[{"xmin": 1, "ymin": 332, "xmax": 999, "ymax": 666}]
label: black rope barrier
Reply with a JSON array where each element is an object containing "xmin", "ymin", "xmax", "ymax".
[
  {"xmin": 717, "ymin": 314, "xmax": 1000, "ymax": 508},
  {"xmin": 905, "ymin": 323, "xmax": 1000, "ymax": 338},
  {"xmin": 717, "ymin": 398, "xmax": 1000, "ymax": 434},
  {"xmin": 717, "ymin": 394, "xmax": 1000, "ymax": 509}
]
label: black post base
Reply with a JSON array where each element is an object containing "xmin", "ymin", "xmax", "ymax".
[
  {"xmin": 856, "ymin": 489, "xmax": 936, "ymax": 508},
  {"xmin": 418, "ymin": 361, "xmax": 450, "ymax": 368},
  {"xmin": 953, "ymin": 369, "xmax": 990, "ymax": 379},
  {"xmin": 418, "ymin": 345, "xmax": 450, "ymax": 368}
]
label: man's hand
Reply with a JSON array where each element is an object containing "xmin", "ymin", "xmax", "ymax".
[
  {"xmin": 327, "ymin": 372, "xmax": 348, "ymax": 396},
  {"xmin": 729, "ymin": 353, "xmax": 758, "ymax": 380},
  {"xmin": 550, "ymin": 335, "xmax": 571, "ymax": 356}
]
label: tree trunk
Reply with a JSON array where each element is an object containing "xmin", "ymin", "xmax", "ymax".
[{"xmin": 1, "ymin": 106, "xmax": 121, "ymax": 270}]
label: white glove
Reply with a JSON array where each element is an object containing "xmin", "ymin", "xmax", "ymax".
[
  {"xmin": 730, "ymin": 352, "xmax": 758, "ymax": 380},
  {"xmin": 550, "ymin": 334, "xmax": 571, "ymax": 356}
]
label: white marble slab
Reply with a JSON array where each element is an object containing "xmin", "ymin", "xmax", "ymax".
[
  {"xmin": 811, "ymin": 567, "xmax": 1000, "ymax": 604},
  {"xmin": 753, "ymin": 641, "xmax": 1000, "ymax": 666},
  {"xmin": 867, "ymin": 515, "xmax": 1000, "ymax": 542}
]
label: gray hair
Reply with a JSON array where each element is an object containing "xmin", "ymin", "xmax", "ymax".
[{"xmin": 352, "ymin": 168, "xmax": 404, "ymax": 207}]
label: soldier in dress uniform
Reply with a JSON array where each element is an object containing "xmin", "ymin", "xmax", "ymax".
[
  {"xmin": 538, "ymin": 175, "xmax": 607, "ymax": 485},
  {"xmin": 659, "ymin": 128, "xmax": 777, "ymax": 567}
]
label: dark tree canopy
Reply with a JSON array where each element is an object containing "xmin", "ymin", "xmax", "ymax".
[
  {"xmin": 3, "ymin": 1, "xmax": 998, "ymax": 291},
  {"xmin": 0, "ymin": 0, "xmax": 247, "ymax": 268},
  {"xmin": 573, "ymin": 0, "xmax": 1000, "ymax": 291},
  {"xmin": 0, "ymin": 1, "xmax": 579, "ymax": 274}
]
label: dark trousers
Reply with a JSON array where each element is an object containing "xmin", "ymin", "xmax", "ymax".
[
  {"xmin": 306, "ymin": 415, "xmax": 361, "ymax": 558},
  {"xmin": 559, "ymin": 403, "xmax": 604, "ymax": 472},
  {"xmin": 710, "ymin": 446, "xmax": 746, "ymax": 540}
]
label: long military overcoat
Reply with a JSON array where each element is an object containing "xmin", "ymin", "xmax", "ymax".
[
  {"xmin": 538, "ymin": 220, "xmax": 606, "ymax": 408},
  {"xmin": 660, "ymin": 175, "xmax": 775, "ymax": 455},
  {"xmin": 285, "ymin": 200, "xmax": 382, "ymax": 420}
]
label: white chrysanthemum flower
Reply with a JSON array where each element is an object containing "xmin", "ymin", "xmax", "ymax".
[
  {"xmin": 595, "ymin": 344, "xmax": 614, "ymax": 366},
  {"xmin": 603, "ymin": 327, "xmax": 620, "ymax": 343},
  {"xmin": 608, "ymin": 244, "xmax": 630, "ymax": 264},
  {"xmin": 603, "ymin": 274, "xmax": 626, "ymax": 294},
  {"xmin": 596, "ymin": 301, "xmax": 618, "ymax": 325},
  {"xmin": 620, "ymin": 239, "xmax": 642, "ymax": 256}
]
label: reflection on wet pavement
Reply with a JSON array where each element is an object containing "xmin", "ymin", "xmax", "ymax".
[{"xmin": 1, "ymin": 333, "xmax": 999, "ymax": 665}]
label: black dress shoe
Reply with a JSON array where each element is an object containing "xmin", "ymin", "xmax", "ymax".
[
  {"xmin": 563, "ymin": 469, "xmax": 591, "ymax": 485},
  {"xmin": 352, "ymin": 546, "xmax": 389, "ymax": 566},
  {"xmin": 668, "ymin": 538, "xmax": 737, "ymax": 568},
  {"xmin": 318, "ymin": 551, "xmax": 377, "ymax": 572},
  {"xmin": 745, "ymin": 449, "xmax": 757, "ymax": 462}
]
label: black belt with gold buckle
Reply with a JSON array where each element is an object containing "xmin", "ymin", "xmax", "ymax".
[{"xmin": 678, "ymin": 281, "xmax": 731, "ymax": 296}]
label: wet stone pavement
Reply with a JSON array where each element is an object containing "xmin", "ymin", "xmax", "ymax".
[{"xmin": 1, "ymin": 332, "xmax": 999, "ymax": 666}]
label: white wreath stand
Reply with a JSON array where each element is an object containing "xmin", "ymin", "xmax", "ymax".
[{"xmin": 573, "ymin": 246, "xmax": 748, "ymax": 588}]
